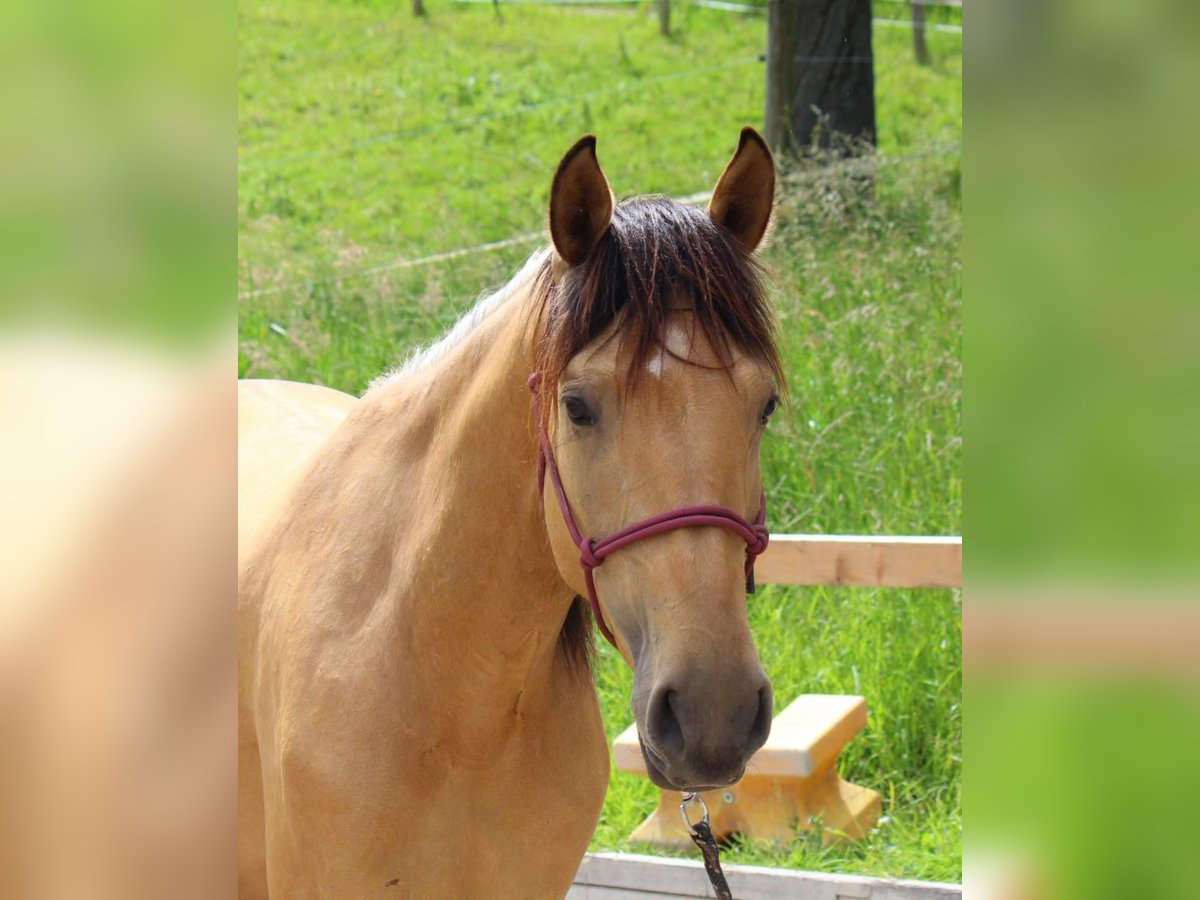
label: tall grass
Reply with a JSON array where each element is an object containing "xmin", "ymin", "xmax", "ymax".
[{"xmin": 238, "ymin": 0, "xmax": 962, "ymax": 382}]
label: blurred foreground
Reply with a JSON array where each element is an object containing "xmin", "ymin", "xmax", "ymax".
[
  {"xmin": 0, "ymin": 339, "xmax": 233, "ymax": 899},
  {"xmin": 970, "ymin": 0, "xmax": 1200, "ymax": 897},
  {"xmin": 0, "ymin": 0, "xmax": 231, "ymax": 896}
]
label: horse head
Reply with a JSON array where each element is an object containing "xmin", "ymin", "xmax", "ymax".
[{"xmin": 534, "ymin": 129, "xmax": 782, "ymax": 792}]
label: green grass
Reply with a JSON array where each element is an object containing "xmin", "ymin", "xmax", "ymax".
[{"xmin": 239, "ymin": 0, "xmax": 961, "ymax": 883}]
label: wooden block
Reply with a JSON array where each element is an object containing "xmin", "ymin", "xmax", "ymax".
[
  {"xmin": 753, "ymin": 694, "xmax": 867, "ymax": 777},
  {"xmin": 627, "ymin": 766, "xmax": 881, "ymax": 848},
  {"xmin": 611, "ymin": 721, "xmax": 644, "ymax": 775},
  {"xmin": 613, "ymin": 695, "xmax": 880, "ymax": 849}
]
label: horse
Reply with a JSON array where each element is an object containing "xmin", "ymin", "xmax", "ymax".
[{"xmin": 238, "ymin": 127, "xmax": 784, "ymax": 898}]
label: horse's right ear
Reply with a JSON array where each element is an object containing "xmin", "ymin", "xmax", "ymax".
[{"xmin": 548, "ymin": 135, "xmax": 614, "ymax": 267}]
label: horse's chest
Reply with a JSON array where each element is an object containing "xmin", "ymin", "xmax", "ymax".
[{"xmin": 394, "ymin": 709, "xmax": 608, "ymax": 896}]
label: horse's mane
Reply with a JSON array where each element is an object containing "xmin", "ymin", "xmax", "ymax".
[{"xmin": 533, "ymin": 196, "xmax": 785, "ymax": 673}]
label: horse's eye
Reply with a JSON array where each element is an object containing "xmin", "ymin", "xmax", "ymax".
[
  {"xmin": 563, "ymin": 394, "xmax": 597, "ymax": 427},
  {"xmin": 760, "ymin": 394, "xmax": 779, "ymax": 425}
]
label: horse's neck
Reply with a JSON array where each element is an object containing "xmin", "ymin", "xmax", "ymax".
[{"xmin": 311, "ymin": 282, "xmax": 579, "ymax": 728}]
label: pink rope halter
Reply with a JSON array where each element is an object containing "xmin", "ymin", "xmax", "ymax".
[{"xmin": 528, "ymin": 374, "xmax": 769, "ymax": 649}]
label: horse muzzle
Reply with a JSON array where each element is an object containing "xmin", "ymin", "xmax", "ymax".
[{"xmin": 634, "ymin": 671, "xmax": 773, "ymax": 791}]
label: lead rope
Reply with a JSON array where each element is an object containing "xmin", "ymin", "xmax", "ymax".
[{"xmin": 679, "ymin": 793, "xmax": 734, "ymax": 900}]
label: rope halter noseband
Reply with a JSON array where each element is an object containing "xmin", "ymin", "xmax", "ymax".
[{"xmin": 528, "ymin": 373, "xmax": 769, "ymax": 649}]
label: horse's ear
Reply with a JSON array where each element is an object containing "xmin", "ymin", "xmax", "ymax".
[
  {"xmin": 708, "ymin": 127, "xmax": 775, "ymax": 253},
  {"xmin": 549, "ymin": 135, "xmax": 614, "ymax": 267}
]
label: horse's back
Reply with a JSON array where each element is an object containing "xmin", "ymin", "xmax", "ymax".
[{"xmin": 237, "ymin": 379, "xmax": 357, "ymax": 555}]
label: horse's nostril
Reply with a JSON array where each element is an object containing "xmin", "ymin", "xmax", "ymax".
[
  {"xmin": 645, "ymin": 687, "xmax": 684, "ymax": 759},
  {"xmin": 747, "ymin": 684, "xmax": 773, "ymax": 753}
]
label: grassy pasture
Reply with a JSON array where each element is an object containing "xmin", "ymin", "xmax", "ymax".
[{"xmin": 239, "ymin": 0, "xmax": 961, "ymax": 883}]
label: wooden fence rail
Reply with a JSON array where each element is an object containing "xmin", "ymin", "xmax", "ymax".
[
  {"xmin": 571, "ymin": 852, "xmax": 962, "ymax": 899},
  {"xmin": 757, "ymin": 534, "xmax": 962, "ymax": 589}
]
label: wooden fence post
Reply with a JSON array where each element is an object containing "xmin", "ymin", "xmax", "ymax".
[{"xmin": 912, "ymin": 1, "xmax": 930, "ymax": 64}]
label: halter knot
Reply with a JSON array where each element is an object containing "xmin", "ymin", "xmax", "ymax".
[
  {"xmin": 579, "ymin": 539, "xmax": 602, "ymax": 570},
  {"xmin": 750, "ymin": 526, "xmax": 770, "ymax": 556}
]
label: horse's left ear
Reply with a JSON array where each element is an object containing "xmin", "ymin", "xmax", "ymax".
[
  {"xmin": 549, "ymin": 135, "xmax": 614, "ymax": 267},
  {"xmin": 708, "ymin": 127, "xmax": 775, "ymax": 253}
]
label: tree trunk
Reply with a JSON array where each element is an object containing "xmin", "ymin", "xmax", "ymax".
[
  {"xmin": 912, "ymin": 2, "xmax": 930, "ymax": 65},
  {"xmin": 412, "ymin": 0, "xmax": 425, "ymax": 16},
  {"xmin": 764, "ymin": 0, "xmax": 876, "ymax": 156},
  {"xmin": 764, "ymin": 1, "xmax": 800, "ymax": 155},
  {"xmin": 657, "ymin": 0, "xmax": 670, "ymax": 37}
]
